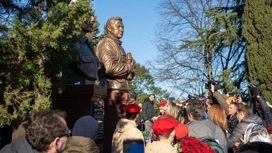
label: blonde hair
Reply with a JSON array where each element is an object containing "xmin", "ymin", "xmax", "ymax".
[
  {"xmin": 208, "ymin": 104, "xmax": 228, "ymax": 131},
  {"xmin": 165, "ymin": 102, "xmax": 179, "ymax": 120}
]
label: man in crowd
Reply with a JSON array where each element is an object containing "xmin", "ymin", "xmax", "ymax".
[
  {"xmin": 0, "ymin": 110, "xmax": 70, "ymax": 153},
  {"xmin": 142, "ymin": 94, "xmax": 156, "ymax": 133},
  {"xmin": 186, "ymin": 101, "xmax": 227, "ymax": 153}
]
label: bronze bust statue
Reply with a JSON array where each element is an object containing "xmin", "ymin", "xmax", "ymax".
[
  {"xmin": 69, "ymin": 14, "xmax": 99, "ymax": 84},
  {"xmin": 96, "ymin": 17, "xmax": 136, "ymax": 153},
  {"xmin": 96, "ymin": 17, "xmax": 136, "ymax": 90}
]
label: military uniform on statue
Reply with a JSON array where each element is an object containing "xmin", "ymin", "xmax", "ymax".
[{"xmin": 96, "ymin": 17, "xmax": 136, "ymax": 153}]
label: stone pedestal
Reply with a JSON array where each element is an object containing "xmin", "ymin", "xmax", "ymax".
[
  {"xmin": 103, "ymin": 90, "xmax": 129, "ymax": 153},
  {"xmin": 52, "ymin": 84, "xmax": 107, "ymax": 130}
]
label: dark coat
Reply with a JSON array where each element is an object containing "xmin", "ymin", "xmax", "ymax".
[
  {"xmin": 256, "ymin": 97, "xmax": 272, "ymax": 128},
  {"xmin": 227, "ymin": 113, "xmax": 239, "ymax": 134},
  {"xmin": 227, "ymin": 114, "xmax": 263, "ymax": 148},
  {"xmin": 142, "ymin": 98, "xmax": 155, "ymax": 121},
  {"xmin": 0, "ymin": 135, "xmax": 38, "ymax": 153}
]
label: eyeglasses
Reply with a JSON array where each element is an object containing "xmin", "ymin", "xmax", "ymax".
[{"xmin": 59, "ymin": 132, "xmax": 72, "ymax": 138}]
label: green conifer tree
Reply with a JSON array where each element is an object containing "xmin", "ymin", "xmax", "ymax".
[
  {"xmin": 242, "ymin": 0, "xmax": 272, "ymax": 102},
  {"xmin": 0, "ymin": 0, "xmax": 98, "ymax": 126}
]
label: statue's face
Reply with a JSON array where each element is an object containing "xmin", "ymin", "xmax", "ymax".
[
  {"xmin": 109, "ymin": 20, "xmax": 124, "ymax": 39},
  {"xmin": 81, "ymin": 15, "xmax": 94, "ymax": 33}
]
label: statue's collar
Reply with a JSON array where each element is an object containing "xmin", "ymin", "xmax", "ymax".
[{"xmin": 106, "ymin": 34, "xmax": 122, "ymax": 45}]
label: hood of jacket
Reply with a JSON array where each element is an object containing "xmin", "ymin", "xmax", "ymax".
[{"xmin": 116, "ymin": 118, "xmax": 137, "ymax": 133}]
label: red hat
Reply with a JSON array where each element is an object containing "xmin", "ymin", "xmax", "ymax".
[
  {"xmin": 152, "ymin": 117, "xmax": 178, "ymax": 135},
  {"xmin": 125, "ymin": 104, "xmax": 141, "ymax": 113},
  {"xmin": 157, "ymin": 100, "xmax": 167, "ymax": 107},
  {"xmin": 175, "ymin": 124, "xmax": 188, "ymax": 140}
]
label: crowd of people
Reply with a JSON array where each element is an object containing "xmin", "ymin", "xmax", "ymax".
[
  {"xmin": 117, "ymin": 80, "xmax": 272, "ymax": 153},
  {"xmin": 1, "ymin": 81, "xmax": 272, "ymax": 153}
]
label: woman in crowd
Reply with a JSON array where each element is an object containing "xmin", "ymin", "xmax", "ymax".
[{"xmin": 208, "ymin": 104, "xmax": 228, "ymax": 153}]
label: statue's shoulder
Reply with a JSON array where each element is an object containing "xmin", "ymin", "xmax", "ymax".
[
  {"xmin": 97, "ymin": 37, "xmax": 115, "ymax": 48},
  {"xmin": 98, "ymin": 37, "xmax": 114, "ymax": 44}
]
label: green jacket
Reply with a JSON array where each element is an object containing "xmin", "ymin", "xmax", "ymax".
[{"xmin": 63, "ymin": 136, "xmax": 99, "ymax": 153}]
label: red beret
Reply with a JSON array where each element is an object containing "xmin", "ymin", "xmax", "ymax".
[
  {"xmin": 152, "ymin": 117, "xmax": 178, "ymax": 135},
  {"xmin": 125, "ymin": 104, "xmax": 141, "ymax": 113},
  {"xmin": 175, "ymin": 124, "xmax": 188, "ymax": 139},
  {"xmin": 157, "ymin": 100, "xmax": 167, "ymax": 107}
]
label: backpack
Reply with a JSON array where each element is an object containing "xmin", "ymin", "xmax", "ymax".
[
  {"xmin": 201, "ymin": 138, "xmax": 224, "ymax": 153},
  {"xmin": 243, "ymin": 123, "xmax": 272, "ymax": 144}
]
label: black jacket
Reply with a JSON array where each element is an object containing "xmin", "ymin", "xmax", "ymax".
[
  {"xmin": 227, "ymin": 113, "xmax": 239, "ymax": 134},
  {"xmin": 142, "ymin": 98, "xmax": 155, "ymax": 121},
  {"xmin": 256, "ymin": 97, "xmax": 272, "ymax": 128},
  {"xmin": 0, "ymin": 135, "xmax": 39, "ymax": 153},
  {"xmin": 227, "ymin": 114, "xmax": 263, "ymax": 148}
]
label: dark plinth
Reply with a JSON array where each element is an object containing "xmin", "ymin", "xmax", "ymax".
[
  {"xmin": 52, "ymin": 84, "xmax": 107, "ymax": 130},
  {"xmin": 103, "ymin": 90, "xmax": 129, "ymax": 153}
]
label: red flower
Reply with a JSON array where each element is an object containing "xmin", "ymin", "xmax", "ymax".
[{"xmin": 180, "ymin": 136, "xmax": 215, "ymax": 153}]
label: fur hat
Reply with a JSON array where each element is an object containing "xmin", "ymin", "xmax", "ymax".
[{"xmin": 72, "ymin": 116, "xmax": 98, "ymax": 139}]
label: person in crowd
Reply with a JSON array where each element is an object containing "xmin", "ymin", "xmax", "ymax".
[
  {"xmin": 227, "ymin": 103, "xmax": 239, "ymax": 134},
  {"xmin": 207, "ymin": 104, "xmax": 228, "ymax": 153},
  {"xmin": 210, "ymin": 84, "xmax": 229, "ymax": 114},
  {"xmin": 227, "ymin": 104, "xmax": 263, "ymax": 148},
  {"xmin": 175, "ymin": 123, "xmax": 216, "ymax": 153},
  {"xmin": 163, "ymin": 102, "xmax": 180, "ymax": 120},
  {"xmin": 111, "ymin": 104, "xmax": 144, "ymax": 153},
  {"xmin": 174, "ymin": 123, "xmax": 188, "ymax": 152},
  {"xmin": 249, "ymin": 81, "xmax": 272, "ymax": 128},
  {"xmin": 175, "ymin": 124, "xmax": 188, "ymax": 142},
  {"xmin": 178, "ymin": 107, "xmax": 189, "ymax": 124},
  {"xmin": 0, "ymin": 110, "xmax": 69, "ymax": 153},
  {"xmin": 186, "ymin": 101, "xmax": 227, "ymax": 153},
  {"xmin": 142, "ymin": 94, "xmax": 156, "ymax": 133},
  {"xmin": 208, "ymin": 104, "xmax": 228, "ymax": 133},
  {"xmin": 157, "ymin": 100, "xmax": 167, "ymax": 116},
  {"xmin": 127, "ymin": 97, "xmax": 136, "ymax": 105},
  {"xmin": 235, "ymin": 141, "xmax": 272, "ymax": 153},
  {"xmin": 63, "ymin": 115, "xmax": 99, "ymax": 153},
  {"xmin": 150, "ymin": 101, "xmax": 180, "ymax": 142},
  {"xmin": 226, "ymin": 103, "xmax": 240, "ymax": 153},
  {"xmin": 11, "ymin": 121, "xmax": 28, "ymax": 142},
  {"xmin": 145, "ymin": 117, "xmax": 178, "ymax": 153}
]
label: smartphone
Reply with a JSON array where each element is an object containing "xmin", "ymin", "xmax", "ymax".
[{"xmin": 123, "ymin": 139, "xmax": 144, "ymax": 153}]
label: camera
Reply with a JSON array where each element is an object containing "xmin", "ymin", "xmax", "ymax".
[{"xmin": 204, "ymin": 80, "xmax": 221, "ymax": 91}]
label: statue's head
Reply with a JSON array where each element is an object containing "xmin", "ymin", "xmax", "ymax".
[
  {"xmin": 81, "ymin": 13, "xmax": 95, "ymax": 33},
  {"xmin": 105, "ymin": 17, "xmax": 124, "ymax": 39}
]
